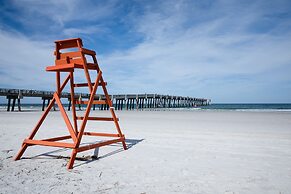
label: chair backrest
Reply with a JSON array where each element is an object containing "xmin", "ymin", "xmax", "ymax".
[
  {"xmin": 55, "ymin": 38, "xmax": 83, "ymax": 50},
  {"xmin": 54, "ymin": 38, "xmax": 85, "ymax": 66}
]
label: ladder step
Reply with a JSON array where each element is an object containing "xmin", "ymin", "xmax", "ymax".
[
  {"xmin": 84, "ymin": 132, "xmax": 121, "ymax": 137},
  {"xmin": 75, "ymin": 63, "xmax": 99, "ymax": 70},
  {"xmin": 75, "ymin": 100, "xmax": 107, "ymax": 105},
  {"xmin": 73, "ymin": 82, "xmax": 107, "ymax": 87},
  {"xmin": 76, "ymin": 116, "xmax": 119, "ymax": 121},
  {"xmin": 74, "ymin": 83, "xmax": 94, "ymax": 87},
  {"xmin": 81, "ymin": 48, "xmax": 96, "ymax": 55}
]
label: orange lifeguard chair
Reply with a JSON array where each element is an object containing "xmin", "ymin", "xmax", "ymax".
[{"xmin": 14, "ymin": 38, "xmax": 127, "ymax": 169}]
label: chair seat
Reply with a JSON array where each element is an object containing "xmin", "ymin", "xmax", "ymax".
[{"xmin": 46, "ymin": 63, "xmax": 98, "ymax": 72}]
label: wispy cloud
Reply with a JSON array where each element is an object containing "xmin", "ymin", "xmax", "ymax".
[
  {"xmin": 0, "ymin": 0, "xmax": 291, "ymax": 102},
  {"xmin": 63, "ymin": 26, "xmax": 107, "ymax": 37},
  {"xmin": 0, "ymin": 29, "xmax": 55, "ymax": 89},
  {"xmin": 100, "ymin": 0, "xmax": 291, "ymax": 102}
]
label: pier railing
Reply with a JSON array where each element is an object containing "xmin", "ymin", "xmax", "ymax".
[{"xmin": 0, "ymin": 88, "xmax": 210, "ymax": 111}]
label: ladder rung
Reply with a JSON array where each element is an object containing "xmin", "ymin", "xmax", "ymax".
[
  {"xmin": 75, "ymin": 100, "xmax": 107, "ymax": 105},
  {"xmin": 76, "ymin": 116, "xmax": 118, "ymax": 121},
  {"xmin": 84, "ymin": 132, "xmax": 121, "ymax": 137},
  {"xmin": 73, "ymin": 82, "xmax": 107, "ymax": 87},
  {"xmin": 81, "ymin": 48, "xmax": 96, "ymax": 55},
  {"xmin": 74, "ymin": 63, "xmax": 98, "ymax": 70},
  {"xmin": 86, "ymin": 63, "xmax": 99, "ymax": 69},
  {"xmin": 74, "ymin": 83, "xmax": 94, "ymax": 87}
]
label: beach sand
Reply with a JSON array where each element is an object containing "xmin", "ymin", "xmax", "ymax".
[{"xmin": 0, "ymin": 110, "xmax": 291, "ymax": 193}]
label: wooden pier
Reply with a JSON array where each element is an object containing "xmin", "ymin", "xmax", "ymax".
[{"xmin": 0, "ymin": 88, "xmax": 210, "ymax": 111}]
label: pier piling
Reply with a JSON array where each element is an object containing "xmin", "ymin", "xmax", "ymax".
[{"xmin": 1, "ymin": 88, "xmax": 210, "ymax": 111}]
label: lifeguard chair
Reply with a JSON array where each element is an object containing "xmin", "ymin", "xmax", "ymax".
[{"xmin": 14, "ymin": 38, "xmax": 127, "ymax": 169}]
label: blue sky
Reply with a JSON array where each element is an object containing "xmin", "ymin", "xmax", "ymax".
[{"xmin": 0, "ymin": 0, "xmax": 291, "ymax": 103}]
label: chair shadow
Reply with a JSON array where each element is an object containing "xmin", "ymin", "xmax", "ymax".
[{"xmin": 21, "ymin": 138, "xmax": 144, "ymax": 168}]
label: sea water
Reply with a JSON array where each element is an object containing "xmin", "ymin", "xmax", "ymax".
[
  {"xmin": 198, "ymin": 103, "xmax": 291, "ymax": 112},
  {"xmin": 1, "ymin": 103, "xmax": 291, "ymax": 112}
]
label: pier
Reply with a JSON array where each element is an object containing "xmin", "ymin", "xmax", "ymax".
[{"xmin": 0, "ymin": 88, "xmax": 210, "ymax": 111}]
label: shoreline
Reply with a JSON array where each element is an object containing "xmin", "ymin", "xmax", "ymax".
[
  {"xmin": 1, "ymin": 103, "xmax": 291, "ymax": 113},
  {"xmin": 1, "ymin": 108, "xmax": 291, "ymax": 113}
]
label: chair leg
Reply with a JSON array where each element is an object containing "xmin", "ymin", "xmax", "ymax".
[
  {"xmin": 121, "ymin": 140, "xmax": 127, "ymax": 150},
  {"xmin": 14, "ymin": 144, "xmax": 28, "ymax": 160},
  {"xmin": 67, "ymin": 149, "xmax": 77, "ymax": 169}
]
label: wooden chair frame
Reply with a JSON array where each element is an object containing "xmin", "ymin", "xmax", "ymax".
[{"xmin": 14, "ymin": 38, "xmax": 127, "ymax": 169}]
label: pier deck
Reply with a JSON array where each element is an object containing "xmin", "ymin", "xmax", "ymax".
[{"xmin": 0, "ymin": 88, "xmax": 210, "ymax": 111}]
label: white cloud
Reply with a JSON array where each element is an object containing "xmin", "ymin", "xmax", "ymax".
[
  {"xmin": 99, "ymin": 0, "xmax": 291, "ymax": 102},
  {"xmin": 1, "ymin": 0, "xmax": 291, "ymax": 103},
  {"xmin": 10, "ymin": 0, "xmax": 118, "ymax": 26},
  {"xmin": 0, "ymin": 29, "xmax": 55, "ymax": 89},
  {"xmin": 63, "ymin": 26, "xmax": 106, "ymax": 37}
]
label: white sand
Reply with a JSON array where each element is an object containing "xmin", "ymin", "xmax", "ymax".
[{"xmin": 0, "ymin": 110, "xmax": 291, "ymax": 193}]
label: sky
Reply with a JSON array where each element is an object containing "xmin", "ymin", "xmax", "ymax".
[{"xmin": 0, "ymin": 0, "xmax": 291, "ymax": 103}]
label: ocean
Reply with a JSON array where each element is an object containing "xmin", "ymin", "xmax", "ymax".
[
  {"xmin": 1, "ymin": 103, "xmax": 291, "ymax": 112},
  {"xmin": 198, "ymin": 103, "xmax": 291, "ymax": 112}
]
